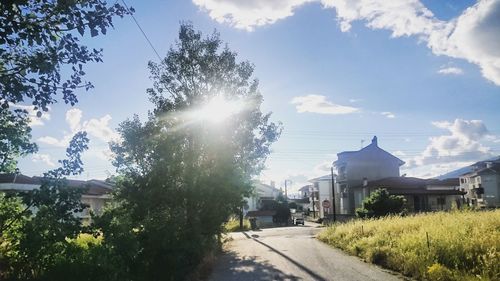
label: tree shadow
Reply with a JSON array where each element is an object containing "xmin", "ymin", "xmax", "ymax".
[{"xmin": 209, "ymin": 250, "xmax": 302, "ymax": 281}]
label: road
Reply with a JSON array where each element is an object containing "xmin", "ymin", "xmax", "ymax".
[{"xmin": 209, "ymin": 222, "xmax": 403, "ymax": 281}]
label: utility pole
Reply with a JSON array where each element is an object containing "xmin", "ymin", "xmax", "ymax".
[
  {"xmin": 331, "ymin": 166, "xmax": 337, "ymax": 222},
  {"xmin": 311, "ymin": 187, "xmax": 316, "ymax": 218},
  {"xmin": 284, "ymin": 180, "xmax": 288, "ymax": 199}
]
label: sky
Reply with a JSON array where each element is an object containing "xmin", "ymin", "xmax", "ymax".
[{"xmin": 16, "ymin": 0, "xmax": 500, "ymax": 196}]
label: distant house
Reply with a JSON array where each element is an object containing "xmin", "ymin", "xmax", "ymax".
[
  {"xmin": 0, "ymin": 173, "xmax": 113, "ymax": 224},
  {"xmin": 459, "ymin": 161, "xmax": 500, "ymax": 208},
  {"xmin": 244, "ymin": 181, "xmax": 282, "ymax": 214},
  {"xmin": 354, "ymin": 177, "xmax": 465, "ymax": 212},
  {"xmin": 334, "ymin": 136, "xmax": 405, "ymax": 214},
  {"xmin": 308, "ymin": 174, "xmax": 335, "ymax": 218},
  {"xmin": 291, "ymin": 185, "xmax": 313, "ymax": 213},
  {"xmin": 245, "ymin": 210, "xmax": 276, "ymax": 228}
]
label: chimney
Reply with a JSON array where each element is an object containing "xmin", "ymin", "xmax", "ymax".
[
  {"xmin": 363, "ymin": 177, "xmax": 368, "ymax": 187},
  {"xmin": 486, "ymin": 162, "xmax": 493, "ymax": 169},
  {"xmin": 270, "ymin": 181, "xmax": 276, "ymax": 188},
  {"xmin": 371, "ymin": 136, "xmax": 378, "ymax": 146}
]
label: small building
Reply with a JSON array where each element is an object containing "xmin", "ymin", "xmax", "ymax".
[
  {"xmin": 459, "ymin": 161, "xmax": 500, "ymax": 208},
  {"xmin": 354, "ymin": 177, "xmax": 465, "ymax": 212},
  {"xmin": 0, "ymin": 173, "xmax": 113, "ymax": 224},
  {"xmin": 308, "ymin": 174, "xmax": 336, "ymax": 218},
  {"xmin": 244, "ymin": 181, "xmax": 282, "ymax": 214},
  {"xmin": 245, "ymin": 210, "xmax": 276, "ymax": 228}
]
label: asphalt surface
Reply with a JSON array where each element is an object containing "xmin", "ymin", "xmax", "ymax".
[{"xmin": 209, "ymin": 222, "xmax": 403, "ymax": 281}]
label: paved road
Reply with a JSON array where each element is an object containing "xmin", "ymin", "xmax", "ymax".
[{"xmin": 209, "ymin": 222, "xmax": 403, "ymax": 281}]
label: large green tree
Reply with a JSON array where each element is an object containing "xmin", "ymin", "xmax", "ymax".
[{"xmin": 99, "ymin": 23, "xmax": 282, "ymax": 280}]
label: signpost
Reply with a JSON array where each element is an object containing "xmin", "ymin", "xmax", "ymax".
[{"xmin": 322, "ymin": 200, "xmax": 330, "ymax": 209}]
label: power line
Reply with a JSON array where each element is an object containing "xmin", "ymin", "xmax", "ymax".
[{"xmin": 121, "ymin": 0, "xmax": 162, "ymax": 61}]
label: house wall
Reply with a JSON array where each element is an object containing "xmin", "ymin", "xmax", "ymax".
[
  {"xmin": 336, "ymin": 148, "xmax": 401, "ymax": 214},
  {"xmin": 482, "ymin": 174, "xmax": 500, "ymax": 207},
  {"xmin": 461, "ymin": 173, "xmax": 500, "ymax": 208},
  {"xmin": 317, "ymin": 180, "xmax": 332, "ymax": 218}
]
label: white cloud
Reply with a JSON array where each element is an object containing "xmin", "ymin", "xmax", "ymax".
[
  {"xmin": 349, "ymin": 98, "xmax": 363, "ymax": 103},
  {"xmin": 291, "ymin": 94, "xmax": 360, "ymax": 114},
  {"xmin": 192, "ymin": 0, "xmax": 313, "ymax": 31},
  {"xmin": 66, "ymin": 108, "xmax": 82, "ymax": 132},
  {"xmin": 82, "ymin": 115, "xmax": 121, "ymax": 143},
  {"xmin": 324, "ymin": 0, "xmax": 500, "ymax": 85},
  {"xmin": 9, "ymin": 103, "xmax": 51, "ymax": 126},
  {"xmin": 195, "ymin": 0, "xmax": 500, "ymax": 85},
  {"xmin": 37, "ymin": 136, "xmax": 72, "ymax": 147},
  {"xmin": 393, "ymin": 150, "xmax": 406, "ymax": 157},
  {"xmin": 405, "ymin": 119, "xmax": 495, "ymax": 170},
  {"xmin": 438, "ymin": 67, "xmax": 464, "ymax": 75},
  {"xmin": 32, "ymin": 153, "xmax": 55, "ymax": 167},
  {"xmin": 381, "ymin": 111, "xmax": 395, "ymax": 118},
  {"xmin": 38, "ymin": 108, "xmax": 120, "ymax": 147}
]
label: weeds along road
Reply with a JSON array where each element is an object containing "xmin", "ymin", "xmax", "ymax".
[{"xmin": 209, "ymin": 222, "xmax": 403, "ymax": 281}]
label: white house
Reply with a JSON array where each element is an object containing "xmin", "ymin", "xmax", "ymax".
[
  {"xmin": 0, "ymin": 173, "xmax": 113, "ymax": 224},
  {"xmin": 459, "ymin": 161, "xmax": 500, "ymax": 208},
  {"xmin": 308, "ymin": 174, "xmax": 336, "ymax": 218},
  {"xmin": 244, "ymin": 181, "xmax": 282, "ymax": 214},
  {"xmin": 333, "ymin": 136, "xmax": 405, "ymax": 215}
]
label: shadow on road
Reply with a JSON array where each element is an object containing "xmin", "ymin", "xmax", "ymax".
[
  {"xmin": 251, "ymin": 239, "xmax": 327, "ymax": 281},
  {"xmin": 210, "ymin": 250, "xmax": 301, "ymax": 281}
]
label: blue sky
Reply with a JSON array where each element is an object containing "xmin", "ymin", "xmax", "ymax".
[{"xmin": 17, "ymin": 0, "xmax": 500, "ymax": 194}]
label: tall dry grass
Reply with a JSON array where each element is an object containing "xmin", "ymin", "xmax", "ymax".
[{"xmin": 317, "ymin": 210, "xmax": 500, "ymax": 281}]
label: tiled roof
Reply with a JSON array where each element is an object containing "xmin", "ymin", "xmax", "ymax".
[{"xmin": 0, "ymin": 174, "xmax": 113, "ymax": 196}]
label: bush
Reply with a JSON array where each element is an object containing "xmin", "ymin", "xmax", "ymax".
[
  {"xmin": 224, "ymin": 217, "xmax": 250, "ymax": 232},
  {"xmin": 355, "ymin": 188, "xmax": 406, "ymax": 218},
  {"xmin": 318, "ymin": 209, "xmax": 500, "ymax": 281}
]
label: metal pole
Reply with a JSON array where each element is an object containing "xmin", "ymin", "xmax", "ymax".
[
  {"xmin": 312, "ymin": 188, "xmax": 316, "ymax": 218},
  {"xmin": 285, "ymin": 180, "xmax": 288, "ymax": 199},
  {"xmin": 331, "ymin": 166, "xmax": 337, "ymax": 222}
]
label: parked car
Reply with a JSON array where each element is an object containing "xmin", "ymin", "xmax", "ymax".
[{"xmin": 292, "ymin": 212, "xmax": 305, "ymax": 225}]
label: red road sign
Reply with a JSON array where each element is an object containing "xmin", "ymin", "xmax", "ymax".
[{"xmin": 322, "ymin": 200, "xmax": 331, "ymax": 208}]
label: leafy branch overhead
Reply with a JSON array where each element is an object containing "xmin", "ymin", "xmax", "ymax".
[{"xmin": 0, "ymin": 0, "xmax": 133, "ymax": 114}]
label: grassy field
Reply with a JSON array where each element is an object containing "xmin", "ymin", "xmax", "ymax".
[{"xmin": 317, "ymin": 210, "xmax": 500, "ymax": 281}]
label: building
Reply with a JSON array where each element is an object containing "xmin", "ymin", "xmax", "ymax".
[
  {"xmin": 0, "ymin": 173, "xmax": 113, "ymax": 224},
  {"xmin": 459, "ymin": 161, "xmax": 500, "ymax": 208},
  {"xmin": 308, "ymin": 174, "xmax": 336, "ymax": 218},
  {"xmin": 354, "ymin": 177, "xmax": 465, "ymax": 212},
  {"xmin": 334, "ymin": 136, "xmax": 405, "ymax": 214},
  {"xmin": 244, "ymin": 181, "xmax": 282, "ymax": 214}
]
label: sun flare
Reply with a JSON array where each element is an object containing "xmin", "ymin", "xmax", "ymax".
[{"xmin": 197, "ymin": 95, "xmax": 244, "ymax": 123}]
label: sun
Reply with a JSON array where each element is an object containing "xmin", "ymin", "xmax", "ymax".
[{"xmin": 197, "ymin": 95, "xmax": 244, "ymax": 123}]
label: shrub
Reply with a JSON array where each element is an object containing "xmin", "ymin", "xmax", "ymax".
[
  {"xmin": 224, "ymin": 217, "xmax": 250, "ymax": 232},
  {"xmin": 355, "ymin": 188, "xmax": 406, "ymax": 218}
]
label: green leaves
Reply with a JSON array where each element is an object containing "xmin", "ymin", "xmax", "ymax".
[
  {"xmin": 0, "ymin": 109, "xmax": 38, "ymax": 173},
  {"xmin": 0, "ymin": 0, "xmax": 132, "ymax": 117},
  {"xmin": 356, "ymin": 188, "xmax": 407, "ymax": 218}
]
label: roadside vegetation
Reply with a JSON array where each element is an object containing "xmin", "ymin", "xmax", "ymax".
[
  {"xmin": 317, "ymin": 210, "xmax": 500, "ymax": 281},
  {"xmin": 224, "ymin": 217, "xmax": 250, "ymax": 232}
]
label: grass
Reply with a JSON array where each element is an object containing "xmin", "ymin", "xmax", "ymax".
[
  {"xmin": 224, "ymin": 217, "xmax": 250, "ymax": 232},
  {"xmin": 317, "ymin": 209, "xmax": 500, "ymax": 281}
]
